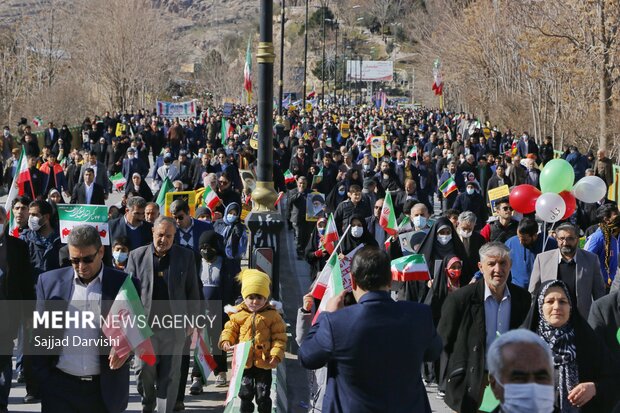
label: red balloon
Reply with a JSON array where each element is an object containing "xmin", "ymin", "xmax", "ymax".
[
  {"xmin": 559, "ymin": 191, "xmax": 576, "ymax": 220},
  {"xmin": 509, "ymin": 184, "xmax": 542, "ymax": 214}
]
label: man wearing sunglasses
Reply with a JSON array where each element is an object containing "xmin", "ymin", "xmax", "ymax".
[
  {"xmin": 480, "ymin": 198, "xmax": 519, "ymax": 243},
  {"xmin": 33, "ymin": 225, "xmax": 138, "ymax": 413}
]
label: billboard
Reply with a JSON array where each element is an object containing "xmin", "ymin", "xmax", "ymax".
[{"xmin": 346, "ymin": 60, "xmax": 393, "ymax": 82}]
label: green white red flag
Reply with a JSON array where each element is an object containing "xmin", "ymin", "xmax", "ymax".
[
  {"xmin": 221, "ymin": 118, "xmax": 234, "ymax": 145},
  {"xmin": 156, "ymin": 177, "xmax": 174, "ymax": 210},
  {"xmin": 391, "ymin": 254, "xmax": 430, "ymax": 282},
  {"xmin": 109, "ymin": 172, "xmax": 127, "ymax": 190},
  {"xmin": 439, "ymin": 176, "xmax": 458, "ymax": 197},
  {"xmin": 202, "ymin": 185, "xmax": 221, "ymax": 211},
  {"xmin": 224, "ymin": 340, "xmax": 253, "ymax": 411},
  {"xmin": 406, "ymin": 146, "xmax": 418, "ymax": 158},
  {"xmin": 312, "ymin": 252, "xmax": 345, "ymax": 324},
  {"xmin": 284, "ymin": 169, "xmax": 295, "ymax": 184},
  {"xmin": 101, "ymin": 276, "xmax": 156, "ymax": 366},
  {"xmin": 319, "ymin": 213, "xmax": 338, "ymax": 255},
  {"xmin": 5, "ymin": 146, "xmax": 31, "ymax": 236},
  {"xmin": 379, "ymin": 192, "xmax": 398, "ymax": 236},
  {"xmin": 194, "ymin": 332, "xmax": 218, "ymax": 383},
  {"xmin": 244, "ymin": 35, "xmax": 253, "ymax": 104}
]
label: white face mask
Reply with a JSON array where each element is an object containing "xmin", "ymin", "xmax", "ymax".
[
  {"xmin": 497, "ymin": 380, "xmax": 555, "ymax": 413},
  {"xmin": 112, "ymin": 251, "xmax": 128, "ymax": 263},
  {"xmin": 458, "ymin": 229, "xmax": 472, "ymax": 239},
  {"xmin": 437, "ymin": 234, "xmax": 452, "ymax": 245},
  {"xmin": 28, "ymin": 216, "xmax": 42, "ymax": 232},
  {"xmin": 466, "ymin": 188, "xmax": 475, "ymax": 195},
  {"xmin": 413, "ymin": 216, "xmax": 427, "ymax": 228},
  {"xmin": 351, "ymin": 226, "xmax": 363, "ymax": 238}
]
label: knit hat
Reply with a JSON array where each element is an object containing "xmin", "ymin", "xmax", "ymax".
[{"xmin": 236, "ymin": 269, "xmax": 271, "ymax": 299}]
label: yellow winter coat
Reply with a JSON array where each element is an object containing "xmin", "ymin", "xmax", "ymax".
[{"xmin": 219, "ymin": 302, "xmax": 287, "ymax": 370}]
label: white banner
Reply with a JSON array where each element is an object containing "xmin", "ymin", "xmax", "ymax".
[
  {"xmin": 340, "ymin": 244, "xmax": 365, "ymax": 292},
  {"xmin": 156, "ymin": 100, "xmax": 197, "ymax": 118},
  {"xmin": 346, "ymin": 60, "xmax": 393, "ymax": 82},
  {"xmin": 58, "ymin": 204, "xmax": 110, "ymax": 245}
]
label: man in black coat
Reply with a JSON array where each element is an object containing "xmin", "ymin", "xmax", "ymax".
[
  {"xmin": 438, "ymin": 242, "xmax": 531, "ymax": 413},
  {"xmin": 71, "ymin": 168, "xmax": 106, "ymax": 205},
  {"xmin": 43, "ymin": 122, "xmax": 59, "ymax": 148},
  {"xmin": 589, "ymin": 291, "xmax": 620, "ymax": 362}
]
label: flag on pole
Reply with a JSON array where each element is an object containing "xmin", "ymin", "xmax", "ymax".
[
  {"xmin": 110, "ymin": 173, "xmax": 127, "ymax": 190},
  {"xmin": 202, "ymin": 185, "xmax": 221, "ymax": 211},
  {"xmin": 439, "ymin": 176, "xmax": 458, "ymax": 198},
  {"xmin": 5, "ymin": 146, "xmax": 34, "ymax": 209},
  {"xmin": 312, "ymin": 253, "xmax": 345, "ymax": 324},
  {"xmin": 221, "ymin": 118, "xmax": 234, "ymax": 145},
  {"xmin": 379, "ymin": 192, "xmax": 398, "ymax": 236},
  {"xmin": 32, "ymin": 117, "xmax": 43, "ymax": 127},
  {"xmin": 391, "ymin": 254, "xmax": 430, "ymax": 282},
  {"xmin": 284, "ymin": 169, "xmax": 295, "ymax": 184},
  {"xmin": 244, "ymin": 35, "xmax": 253, "ymax": 104},
  {"xmin": 432, "ymin": 58, "xmax": 443, "ymax": 96},
  {"xmin": 194, "ymin": 332, "xmax": 218, "ymax": 383},
  {"xmin": 320, "ymin": 213, "xmax": 339, "ymax": 255},
  {"xmin": 406, "ymin": 146, "xmax": 418, "ymax": 158},
  {"xmin": 398, "ymin": 216, "xmax": 412, "ymax": 233},
  {"xmin": 101, "ymin": 276, "xmax": 156, "ymax": 366},
  {"xmin": 156, "ymin": 177, "xmax": 174, "ymax": 210},
  {"xmin": 224, "ymin": 341, "xmax": 253, "ymax": 410}
]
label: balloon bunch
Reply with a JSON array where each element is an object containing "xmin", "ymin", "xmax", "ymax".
[{"xmin": 509, "ymin": 158, "xmax": 607, "ymax": 223}]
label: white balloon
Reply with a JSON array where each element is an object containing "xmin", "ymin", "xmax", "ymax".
[
  {"xmin": 535, "ymin": 192, "xmax": 566, "ymax": 223},
  {"xmin": 572, "ymin": 176, "xmax": 607, "ymax": 203}
]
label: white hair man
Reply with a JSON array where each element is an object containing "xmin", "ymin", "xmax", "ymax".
[{"xmin": 487, "ymin": 329, "xmax": 554, "ymax": 413}]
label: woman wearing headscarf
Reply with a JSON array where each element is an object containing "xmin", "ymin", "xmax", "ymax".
[
  {"xmin": 398, "ymin": 217, "xmax": 475, "ymax": 303},
  {"xmin": 213, "ymin": 202, "xmax": 248, "ymax": 286},
  {"xmin": 523, "ymin": 280, "xmax": 619, "ymax": 413},
  {"xmin": 325, "ymin": 182, "xmax": 347, "ymax": 214},
  {"xmin": 343, "ymin": 167, "xmax": 363, "ymax": 190},
  {"xmin": 338, "ymin": 214, "xmax": 378, "ymax": 256},
  {"xmin": 304, "ymin": 217, "xmax": 329, "ymax": 281},
  {"xmin": 46, "ymin": 188, "xmax": 64, "ymax": 232}
]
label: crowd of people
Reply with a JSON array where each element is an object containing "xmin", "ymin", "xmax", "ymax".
[{"xmin": 0, "ymin": 104, "xmax": 620, "ymax": 413}]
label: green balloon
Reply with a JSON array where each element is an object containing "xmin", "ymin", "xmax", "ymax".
[{"xmin": 540, "ymin": 159, "xmax": 575, "ymax": 193}]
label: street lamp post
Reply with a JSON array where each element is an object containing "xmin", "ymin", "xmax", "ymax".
[
  {"xmin": 302, "ymin": 0, "xmax": 308, "ymax": 109},
  {"xmin": 278, "ymin": 0, "xmax": 285, "ymax": 115},
  {"xmin": 248, "ymin": 0, "xmax": 284, "ymax": 299}
]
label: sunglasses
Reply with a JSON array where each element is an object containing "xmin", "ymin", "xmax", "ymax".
[
  {"xmin": 69, "ymin": 252, "xmax": 98, "ymax": 265},
  {"xmin": 500, "ymin": 206, "xmax": 513, "ymax": 211}
]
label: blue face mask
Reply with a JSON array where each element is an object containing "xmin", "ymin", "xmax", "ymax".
[
  {"xmin": 338, "ymin": 190, "xmax": 345, "ymax": 196},
  {"xmin": 466, "ymin": 188, "xmax": 475, "ymax": 195},
  {"xmin": 318, "ymin": 228, "xmax": 325, "ymax": 236},
  {"xmin": 112, "ymin": 251, "xmax": 128, "ymax": 263},
  {"xmin": 226, "ymin": 214, "xmax": 237, "ymax": 223}
]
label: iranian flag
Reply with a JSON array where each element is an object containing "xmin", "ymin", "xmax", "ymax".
[
  {"xmin": 32, "ymin": 116, "xmax": 43, "ymax": 127},
  {"xmin": 391, "ymin": 254, "xmax": 430, "ymax": 282},
  {"xmin": 379, "ymin": 191, "xmax": 398, "ymax": 236},
  {"xmin": 194, "ymin": 332, "xmax": 218, "ymax": 383},
  {"xmin": 202, "ymin": 185, "xmax": 221, "ymax": 210},
  {"xmin": 110, "ymin": 172, "xmax": 127, "ymax": 190},
  {"xmin": 284, "ymin": 169, "xmax": 295, "ymax": 184},
  {"xmin": 5, "ymin": 146, "xmax": 32, "ymax": 237},
  {"xmin": 244, "ymin": 35, "xmax": 253, "ymax": 104},
  {"xmin": 399, "ymin": 216, "xmax": 412, "ymax": 233},
  {"xmin": 439, "ymin": 176, "xmax": 458, "ymax": 197},
  {"xmin": 156, "ymin": 177, "xmax": 174, "ymax": 210},
  {"xmin": 312, "ymin": 253, "xmax": 345, "ymax": 324},
  {"xmin": 101, "ymin": 276, "xmax": 156, "ymax": 366},
  {"xmin": 406, "ymin": 146, "xmax": 418, "ymax": 158},
  {"xmin": 224, "ymin": 340, "xmax": 252, "ymax": 410},
  {"xmin": 221, "ymin": 118, "xmax": 234, "ymax": 145},
  {"xmin": 320, "ymin": 213, "xmax": 338, "ymax": 255}
]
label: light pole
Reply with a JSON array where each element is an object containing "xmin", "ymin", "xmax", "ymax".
[
  {"xmin": 326, "ymin": 18, "xmax": 338, "ymax": 105},
  {"xmin": 302, "ymin": 0, "xmax": 308, "ymax": 109},
  {"xmin": 321, "ymin": 3, "xmax": 327, "ymax": 107},
  {"xmin": 278, "ymin": 0, "xmax": 285, "ymax": 115}
]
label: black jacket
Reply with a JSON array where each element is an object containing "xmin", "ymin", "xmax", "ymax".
[
  {"xmin": 438, "ymin": 280, "xmax": 531, "ymax": 413},
  {"xmin": 71, "ymin": 182, "xmax": 106, "ymax": 205},
  {"xmin": 588, "ymin": 291, "xmax": 620, "ymax": 363}
]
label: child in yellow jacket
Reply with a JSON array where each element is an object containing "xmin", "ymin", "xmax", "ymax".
[{"xmin": 219, "ymin": 269, "xmax": 287, "ymax": 413}]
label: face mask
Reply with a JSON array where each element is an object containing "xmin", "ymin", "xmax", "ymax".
[
  {"xmin": 351, "ymin": 226, "xmax": 363, "ymax": 238},
  {"xmin": 338, "ymin": 190, "xmax": 345, "ymax": 196},
  {"xmin": 200, "ymin": 248, "xmax": 217, "ymax": 262},
  {"xmin": 466, "ymin": 188, "xmax": 475, "ymax": 195},
  {"xmin": 413, "ymin": 216, "xmax": 427, "ymax": 228},
  {"xmin": 437, "ymin": 234, "xmax": 452, "ymax": 245},
  {"xmin": 447, "ymin": 268, "xmax": 461, "ymax": 280},
  {"xmin": 28, "ymin": 216, "xmax": 42, "ymax": 232},
  {"xmin": 226, "ymin": 214, "xmax": 237, "ymax": 223},
  {"xmin": 112, "ymin": 251, "xmax": 128, "ymax": 263},
  {"xmin": 317, "ymin": 227, "xmax": 325, "ymax": 236},
  {"xmin": 363, "ymin": 164, "xmax": 370, "ymax": 170},
  {"xmin": 496, "ymin": 379, "xmax": 555, "ymax": 413},
  {"xmin": 458, "ymin": 229, "xmax": 472, "ymax": 239},
  {"xmin": 3, "ymin": 130, "xmax": 8, "ymax": 137}
]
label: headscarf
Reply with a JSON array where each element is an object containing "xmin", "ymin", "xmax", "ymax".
[
  {"xmin": 424, "ymin": 253, "xmax": 461, "ymax": 325},
  {"xmin": 339, "ymin": 214, "xmax": 377, "ymax": 255},
  {"xmin": 416, "ymin": 217, "xmax": 474, "ymax": 283},
  {"xmin": 536, "ymin": 280, "xmax": 579, "ymax": 413},
  {"xmin": 223, "ymin": 202, "xmax": 240, "ymax": 225}
]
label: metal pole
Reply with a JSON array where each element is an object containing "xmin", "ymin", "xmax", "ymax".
[
  {"xmin": 278, "ymin": 0, "xmax": 285, "ymax": 115},
  {"xmin": 333, "ymin": 22, "xmax": 338, "ymax": 105},
  {"xmin": 252, "ymin": 0, "xmax": 277, "ymax": 211},
  {"xmin": 321, "ymin": 4, "xmax": 326, "ymax": 107},
  {"xmin": 302, "ymin": 0, "xmax": 308, "ymax": 110}
]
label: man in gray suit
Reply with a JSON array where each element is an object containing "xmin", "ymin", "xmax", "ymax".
[
  {"xmin": 529, "ymin": 222, "xmax": 605, "ymax": 318},
  {"xmin": 126, "ymin": 216, "xmax": 201, "ymax": 413}
]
